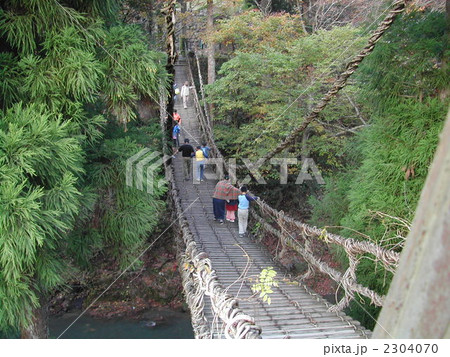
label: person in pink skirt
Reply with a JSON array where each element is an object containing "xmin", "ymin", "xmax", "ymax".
[{"xmin": 225, "ymin": 199, "xmax": 238, "ymax": 223}]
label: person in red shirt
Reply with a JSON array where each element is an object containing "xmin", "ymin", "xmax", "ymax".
[
  {"xmin": 212, "ymin": 175, "xmax": 240, "ymax": 224},
  {"xmin": 226, "ymin": 199, "xmax": 238, "ymax": 223},
  {"xmin": 173, "ymin": 109, "xmax": 181, "ymax": 125}
]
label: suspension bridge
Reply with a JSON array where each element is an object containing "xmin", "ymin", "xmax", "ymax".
[
  {"xmin": 160, "ymin": 52, "xmax": 450, "ymax": 338},
  {"xmin": 159, "ymin": 1, "xmax": 449, "ymax": 338},
  {"xmin": 164, "ymin": 61, "xmax": 379, "ymax": 339}
]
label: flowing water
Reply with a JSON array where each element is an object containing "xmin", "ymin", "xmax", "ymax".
[{"xmin": 49, "ymin": 309, "xmax": 194, "ymax": 339}]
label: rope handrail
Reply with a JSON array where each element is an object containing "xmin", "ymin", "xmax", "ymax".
[
  {"xmin": 256, "ymin": 200, "xmax": 400, "ymax": 273},
  {"xmin": 193, "ymin": 53, "xmax": 213, "ymax": 130},
  {"xmin": 251, "ymin": 210, "xmax": 386, "ymax": 311},
  {"xmin": 186, "ymin": 55, "xmax": 222, "ymax": 159},
  {"xmin": 186, "ymin": 0, "xmax": 408, "ymax": 311},
  {"xmin": 160, "ymin": 89, "xmax": 261, "ymax": 339}
]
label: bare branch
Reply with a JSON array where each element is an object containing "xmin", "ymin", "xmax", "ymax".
[{"xmin": 344, "ymin": 92, "xmax": 367, "ymax": 124}]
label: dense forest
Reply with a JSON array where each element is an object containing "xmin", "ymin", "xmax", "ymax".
[{"xmin": 0, "ymin": 0, "xmax": 448, "ymax": 338}]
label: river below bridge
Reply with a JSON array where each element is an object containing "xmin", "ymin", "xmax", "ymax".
[{"xmin": 49, "ymin": 308, "xmax": 194, "ymax": 339}]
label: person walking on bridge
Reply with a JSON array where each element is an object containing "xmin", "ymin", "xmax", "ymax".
[
  {"xmin": 180, "ymin": 81, "xmax": 193, "ymax": 109},
  {"xmin": 238, "ymin": 186, "xmax": 258, "ymax": 238},
  {"xmin": 201, "ymin": 142, "xmax": 210, "ymax": 159},
  {"xmin": 176, "ymin": 138, "xmax": 195, "ymax": 181},
  {"xmin": 173, "ymin": 83, "xmax": 179, "ymax": 103},
  {"xmin": 172, "ymin": 122, "xmax": 180, "ymax": 149},
  {"xmin": 212, "ymin": 175, "xmax": 240, "ymax": 224},
  {"xmin": 195, "ymin": 146, "xmax": 206, "ymax": 181},
  {"xmin": 173, "ymin": 109, "xmax": 181, "ymax": 126}
]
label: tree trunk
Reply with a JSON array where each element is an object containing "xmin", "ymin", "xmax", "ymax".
[
  {"xmin": 206, "ymin": 0, "xmax": 215, "ymax": 85},
  {"xmin": 297, "ymin": 0, "xmax": 308, "ymax": 33},
  {"xmin": 21, "ymin": 296, "xmax": 48, "ymax": 339},
  {"xmin": 257, "ymin": 0, "xmax": 272, "ymax": 16},
  {"xmin": 206, "ymin": 0, "xmax": 215, "ymax": 117},
  {"xmin": 146, "ymin": 2, "xmax": 154, "ymax": 42},
  {"xmin": 373, "ymin": 110, "xmax": 450, "ymax": 338},
  {"xmin": 447, "ymin": 0, "xmax": 450, "ymax": 20},
  {"xmin": 163, "ymin": 0, "xmax": 177, "ymax": 139},
  {"xmin": 300, "ymin": 128, "xmax": 310, "ymax": 163},
  {"xmin": 180, "ymin": 0, "xmax": 187, "ymax": 54}
]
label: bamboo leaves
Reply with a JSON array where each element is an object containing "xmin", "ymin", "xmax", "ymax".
[
  {"xmin": 101, "ymin": 25, "xmax": 167, "ymax": 129},
  {"xmin": 0, "ymin": 0, "xmax": 168, "ymax": 336},
  {"xmin": 0, "ymin": 103, "xmax": 84, "ymax": 332}
]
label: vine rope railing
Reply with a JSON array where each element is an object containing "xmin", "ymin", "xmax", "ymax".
[
  {"xmin": 194, "ymin": 53, "xmax": 213, "ymax": 131},
  {"xmin": 250, "ymin": 205, "xmax": 398, "ymax": 311},
  {"xmin": 186, "ymin": 0, "xmax": 408, "ymax": 312},
  {"xmin": 160, "ymin": 90, "xmax": 261, "ymax": 339}
]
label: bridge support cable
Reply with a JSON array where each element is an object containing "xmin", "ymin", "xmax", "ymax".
[
  {"xmin": 186, "ymin": 55, "xmax": 216, "ymax": 154},
  {"xmin": 159, "ymin": 89, "xmax": 262, "ymax": 339},
  {"xmin": 162, "ymin": 0, "xmax": 177, "ymax": 138},
  {"xmin": 193, "ymin": 52, "xmax": 213, "ymax": 131},
  {"xmin": 229, "ymin": 0, "xmax": 412, "ymax": 168}
]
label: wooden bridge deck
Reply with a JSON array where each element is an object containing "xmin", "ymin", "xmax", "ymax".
[{"xmin": 172, "ymin": 62, "xmax": 371, "ymax": 339}]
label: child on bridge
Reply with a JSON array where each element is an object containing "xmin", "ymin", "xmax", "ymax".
[
  {"xmin": 173, "ymin": 109, "xmax": 181, "ymax": 125},
  {"xmin": 238, "ymin": 186, "xmax": 258, "ymax": 238}
]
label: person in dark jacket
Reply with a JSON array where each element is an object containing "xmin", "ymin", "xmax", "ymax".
[{"xmin": 176, "ymin": 138, "xmax": 194, "ymax": 181}]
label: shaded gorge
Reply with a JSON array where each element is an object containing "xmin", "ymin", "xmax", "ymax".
[{"xmin": 49, "ymin": 309, "xmax": 194, "ymax": 339}]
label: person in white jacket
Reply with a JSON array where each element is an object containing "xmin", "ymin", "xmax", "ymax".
[{"xmin": 180, "ymin": 81, "xmax": 192, "ymax": 109}]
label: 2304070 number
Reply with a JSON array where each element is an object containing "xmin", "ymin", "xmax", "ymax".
[{"xmin": 384, "ymin": 344, "xmax": 438, "ymax": 354}]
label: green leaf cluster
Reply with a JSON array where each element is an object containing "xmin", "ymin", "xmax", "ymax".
[
  {"xmin": 251, "ymin": 267, "xmax": 278, "ymax": 305},
  {"xmin": 0, "ymin": 0, "xmax": 168, "ymax": 335},
  {"xmin": 207, "ymin": 24, "xmax": 366, "ymax": 167},
  {"xmin": 211, "ymin": 11, "xmax": 304, "ymax": 54},
  {"xmin": 69, "ymin": 127, "xmax": 167, "ymax": 269},
  {"xmin": 0, "ymin": 103, "xmax": 83, "ymax": 332}
]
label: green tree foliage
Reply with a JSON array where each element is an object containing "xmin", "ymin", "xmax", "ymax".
[
  {"xmin": 0, "ymin": 0, "xmax": 86, "ymax": 55},
  {"xmin": 101, "ymin": 24, "xmax": 167, "ymax": 129},
  {"xmin": 309, "ymin": 10, "xmax": 448, "ymax": 329},
  {"xmin": 0, "ymin": 0, "xmax": 168, "ymax": 336},
  {"xmin": 208, "ymin": 6, "xmax": 447, "ymax": 330},
  {"xmin": 68, "ymin": 124, "xmax": 166, "ymax": 268},
  {"xmin": 0, "ymin": 103, "xmax": 84, "ymax": 333},
  {"xmin": 0, "ymin": 53, "xmax": 21, "ymax": 109},
  {"xmin": 211, "ymin": 10, "xmax": 304, "ymax": 54},
  {"xmin": 207, "ymin": 23, "xmax": 366, "ymax": 169}
]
